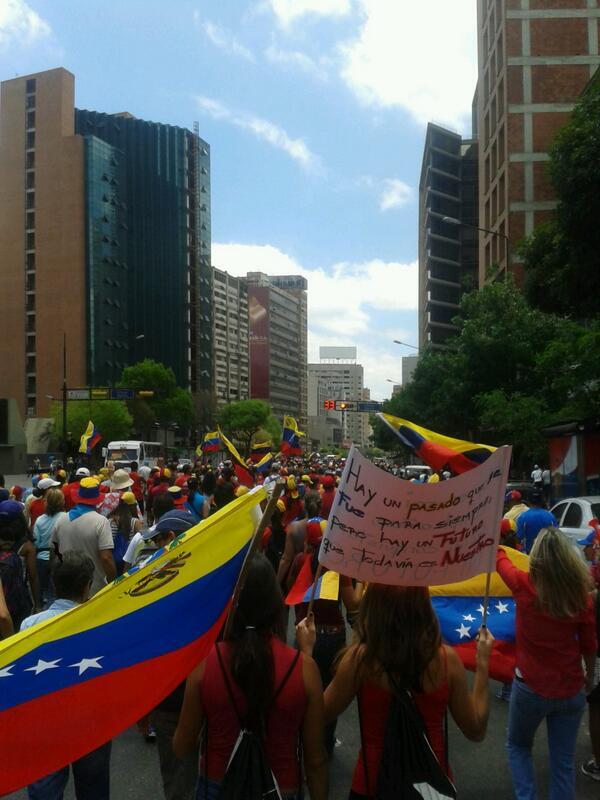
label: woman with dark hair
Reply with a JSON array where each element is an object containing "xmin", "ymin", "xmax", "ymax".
[
  {"xmin": 0, "ymin": 501, "xmax": 41, "ymax": 626},
  {"xmin": 174, "ymin": 554, "xmax": 328, "ymax": 800},
  {"xmin": 298, "ymin": 583, "xmax": 492, "ymax": 798},
  {"xmin": 185, "ymin": 477, "xmax": 209, "ymax": 521},
  {"xmin": 497, "ymin": 527, "xmax": 597, "ymax": 798},
  {"xmin": 33, "ymin": 487, "xmax": 67, "ymax": 604}
]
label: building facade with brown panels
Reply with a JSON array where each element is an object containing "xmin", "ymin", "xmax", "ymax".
[{"xmin": 477, "ymin": 0, "xmax": 600, "ymax": 284}]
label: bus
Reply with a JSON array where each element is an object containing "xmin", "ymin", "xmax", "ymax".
[{"xmin": 104, "ymin": 441, "xmax": 162, "ymax": 470}]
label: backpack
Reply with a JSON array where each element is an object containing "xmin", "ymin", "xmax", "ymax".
[
  {"xmin": 358, "ymin": 688, "xmax": 457, "ymax": 800},
  {"xmin": 210, "ymin": 644, "xmax": 301, "ymax": 800},
  {"xmin": 264, "ymin": 527, "xmax": 286, "ymax": 574},
  {"xmin": 0, "ymin": 550, "xmax": 33, "ymax": 629}
]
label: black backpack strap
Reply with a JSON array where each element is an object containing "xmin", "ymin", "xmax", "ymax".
[
  {"xmin": 215, "ymin": 643, "xmax": 244, "ymax": 727},
  {"xmin": 356, "ymin": 690, "xmax": 370, "ymax": 796},
  {"xmin": 272, "ymin": 649, "xmax": 300, "ymax": 704}
]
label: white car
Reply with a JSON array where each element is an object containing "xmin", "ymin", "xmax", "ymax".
[{"xmin": 551, "ymin": 496, "xmax": 600, "ymax": 545}]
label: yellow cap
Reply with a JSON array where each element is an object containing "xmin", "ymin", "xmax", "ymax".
[
  {"xmin": 121, "ymin": 491, "xmax": 137, "ymax": 505},
  {"xmin": 235, "ymin": 485, "xmax": 249, "ymax": 497}
]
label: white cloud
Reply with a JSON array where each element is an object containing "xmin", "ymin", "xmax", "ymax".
[
  {"xmin": 268, "ymin": 0, "xmax": 352, "ymax": 28},
  {"xmin": 362, "ymin": 176, "xmax": 413, "ymax": 211},
  {"xmin": 339, "ymin": 0, "xmax": 477, "ymax": 130},
  {"xmin": 212, "ymin": 241, "xmax": 418, "ymax": 397},
  {"xmin": 265, "ymin": 44, "xmax": 330, "ymax": 80},
  {"xmin": 195, "ymin": 95, "xmax": 321, "ymax": 172},
  {"xmin": 200, "ymin": 18, "xmax": 256, "ymax": 62},
  {"xmin": 0, "ymin": 0, "xmax": 51, "ymax": 48}
]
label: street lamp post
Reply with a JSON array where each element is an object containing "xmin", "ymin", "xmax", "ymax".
[
  {"xmin": 441, "ymin": 216, "xmax": 510, "ymax": 281},
  {"xmin": 393, "ymin": 340, "xmax": 419, "ymax": 351}
]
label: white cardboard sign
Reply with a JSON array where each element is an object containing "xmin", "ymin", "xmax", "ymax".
[{"xmin": 318, "ymin": 444, "xmax": 512, "ymax": 586}]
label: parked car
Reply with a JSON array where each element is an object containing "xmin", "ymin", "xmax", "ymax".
[{"xmin": 551, "ymin": 496, "xmax": 600, "ymax": 546}]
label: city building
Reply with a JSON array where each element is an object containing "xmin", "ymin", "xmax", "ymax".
[
  {"xmin": 477, "ymin": 0, "xmax": 600, "ymax": 283},
  {"xmin": 307, "ymin": 347, "xmax": 369, "ymax": 449},
  {"xmin": 212, "ymin": 267, "xmax": 249, "ymax": 407},
  {"xmin": 246, "ymin": 272, "xmax": 308, "ymax": 428},
  {"xmin": 0, "ymin": 67, "xmax": 211, "ymax": 422},
  {"xmin": 418, "ymin": 123, "xmax": 479, "ymax": 349},
  {"xmin": 402, "ymin": 355, "xmax": 419, "ymax": 386}
]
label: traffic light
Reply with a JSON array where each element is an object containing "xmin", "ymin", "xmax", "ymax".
[
  {"xmin": 324, "ymin": 399, "xmax": 335, "ymax": 410},
  {"xmin": 339, "ymin": 402, "xmax": 348, "ymax": 410}
]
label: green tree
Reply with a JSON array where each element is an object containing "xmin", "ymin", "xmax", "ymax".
[
  {"xmin": 119, "ymin": 359, "xmax": 195, "ymax": 435},
  {"xmin": 50, "ymin": 400, "xmax": 132, "ymax": 449},
  {"xmin": 218, "ymin": 400, "xmax": 273, "ymax": 457},
  {"xmin": 520, "ymin": 74, "xmax": 600, "ymax": 318}
]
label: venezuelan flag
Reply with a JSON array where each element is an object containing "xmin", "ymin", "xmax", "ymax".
[
  {"xmin": 255, "ymin": 452, "xmax": 275, "ymax": 475},
  {"xmin": 250, "ymin": 440, "xmax": 273, "ymax": 462},
  {"xmin": 430, "ymin": 546, "xmax": 529, "ymax": 683},
  {"xmin": 285, "ymin": 557, "xmax": 340, "ymax": 606},
  {"xmin": 0, "ymin": 488, "xmax": 266, "ymax": 794},
  {"xmin": 78, "ymin": 420, "xmax": 101, "ymax": 455},
  {"xmin": 219, "ymin": 428, "xmax": 254, "ymax": 488},
  {"xmin": 202, "ymin": 430, "xmax": 221, "ymax": 453},
  {"xmin": 378, "ymin": 413, "xmax": 496, "ymax": 475},
  {"xmin": 280, "ymin": 416, "xmax": 304, "ymax": 456}
]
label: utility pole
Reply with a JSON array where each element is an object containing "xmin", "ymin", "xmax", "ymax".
[{"xmin": 62, "ymin": 332, "xmax": 68, "ymax": 461}]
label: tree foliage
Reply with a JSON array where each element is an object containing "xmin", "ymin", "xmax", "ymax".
[
  {"xmin": 218, "ymin": 400, "xmax": 278, "ymax": 457},
  {"xmin": 372, "ymin": 281, "xmax": 600, "ymax": 473},
  {"xmin": 520, "ymin": 76, "xmax": 600, "ymax": 318},
  {"xmin": 119, "ymin": 359, "xmax": 195, "ymax": 434},
  {"xmin": 50, "ymin": 400, "xmax": 133, "ymax": 448}
]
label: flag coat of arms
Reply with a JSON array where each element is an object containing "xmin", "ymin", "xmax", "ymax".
[
  {"xmin": 0, "ymin": 489, "xmax": 266, "ymax": 794},
  {"xmin": 377, "ymin": 413, "xmax": 495, "ymax": 475},
  {"xmin": 79, "ymin": 421, "xmax": 101, "ymax": 455},
  {"xmin": 430, "ymin": 546, "xmax": 528, "ymax": 682}
]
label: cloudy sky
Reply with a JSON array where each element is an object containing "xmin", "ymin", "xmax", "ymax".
[{"xmin": 0, "ymin": 0, "xmax": 478, "ymax": 399}]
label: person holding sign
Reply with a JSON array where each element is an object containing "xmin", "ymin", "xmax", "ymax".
[
  {"xmin": 297, "ymin": 583, "xmax": 493, "ymax": 798},
  {"xmin": 496, "ymin": 527, "xmax": 597, "ymax": 800}
]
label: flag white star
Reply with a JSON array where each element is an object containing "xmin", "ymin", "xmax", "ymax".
[
  {"xmin": 463, "ymin": 614, "xmax": 475, "ymax": 622},
  {"xmin": 25, "ymin": 659, "xmax": 61, "ymax": 675},
  {"xmin": 455, "ymin": 623, "xmax": 471, "ymax": 639},
  {"xmin": 69, "ymin": 657, "xmax": 103, "ymax": 676},
  {"xmin": 477, "ymin": 604, "xmax": 491, "ymax": 616},
  {"xmin": 495, "ymin": 601, "xmax": 509, "ymax": 614},
  {"xmin": 0, "ymin": 664, "xmax": 15, "ymax": 678}
]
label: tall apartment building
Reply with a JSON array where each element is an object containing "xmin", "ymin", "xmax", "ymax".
[
  {"xmin": 418, "ymin": 123, "xmax": 479, "ymax": 349},
  {"xmin": 212, "ymin": 268, "xmax": 249, "ymax": 407},
  {"xmin": 307, "ymin": 347, "xmax": 369, "ymax": 448},
  {"xmin": 477, "ymin": 0, "xmax": 600, "ymax": 283},
  {"xmin": 246, "ymin": 272, "xmax": 308, "ymax": 428},
  {"xmin": 0, "ymin": 68, "xmax": 211, "ymax": 421}
]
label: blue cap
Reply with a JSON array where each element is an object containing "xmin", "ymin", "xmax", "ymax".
[
  {"xmin": 0, "ymin": 500, "xmax": 24, "ymax": 521},
  {"xmin": 577, "ymin": 529, "xmax": 598, "ymax": 547},
  {"xmin": 142, "ymin": 509, "xmax": 195, "ymax": 541}
]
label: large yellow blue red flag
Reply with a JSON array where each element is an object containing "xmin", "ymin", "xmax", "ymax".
[
  {"xmin": 0, "ymin": 488, "xmax": 266, "ymax": 794},
  {"xmin": 78, "ymin": 420, "xmax": 101, "ymax": 455},
  {"xmin": 280, "ymin": 416, "xmax": 304, "ymax": 456},
  {"xmin": 377, "ymin": 413, "xmax": 496, "ymax": 475},
  {"xmin": 219, "ymin": 427, "xmax": 254, "ymax": 487},
  {"xmin": 430, "ymin": 546, "xmax": 529, "ymax": 682},
  {"xmin": 202, "ymin": 430, "xmax": 222, "ymax": 453}
]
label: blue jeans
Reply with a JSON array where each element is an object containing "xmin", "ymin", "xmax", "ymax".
[
  {"xmin": 195, "ymin": 776, "xmax": 301, "ymax": 800},
  {"xmin": 507, "ymin": 678, "xmax": 585, "ymax": 800},
  {"xmin": 28, "ymin": 741, "xmax": 112, "ymax": 800}
]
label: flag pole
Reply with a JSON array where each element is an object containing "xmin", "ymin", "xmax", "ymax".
[
  {"xmin": 223, "ymin": 480, "xmax": 286, "ymax": 639},
  {"xmin": 306, "ymin": 564, "xmax": 324, "ymax": 617},
  {"xmin": 481, "ymin": 571, "xmax": 492, "ymax": 628}
]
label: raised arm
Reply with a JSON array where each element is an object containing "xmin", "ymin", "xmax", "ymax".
[{"xmin": 446, "ymin": 630, "xmax": 492, "ymax": 742}]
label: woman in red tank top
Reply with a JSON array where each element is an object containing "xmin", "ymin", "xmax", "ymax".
[
  {"xmin": 298, "ymin": 584, "xmax": 493, "ymax": 799},
  {"xmin": 174, "ymin": 554, "xmax": 328, "ymax": 800}
]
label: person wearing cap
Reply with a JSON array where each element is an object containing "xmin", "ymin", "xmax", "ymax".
[
  {"xmin": 97, "ymin": 468, "xmax": 135, "ymax": 518},
  {"xmin": 320, "ymin": 474, "xmax": 336, "ymax": 520},
  {"xmin": 33, "ymin": 488, "xmax": 68, "ymax": 605},
  {"xmin": 167, "ymin": 485, "xmax": 188, "ymax": 510},
  {"xmin": 139, "ymin": 511, "xmax": 201, "ymax": 799},
  {"xmin": 22, "ymin": 552, "xmax": 113, "ymax": 798},
  {"xmin": 51, "ymin": 478, "xmax": 116, "ymax": 596},
  {"xmin": 577, "ymin": 527, "xmax": 600, "ymax": 588},
  {"xmin": 282, "ymin": 476, "xmax": 304, "ymax": 527},
  {"xmin": 108, "ymin": 492, "xmax": 143, "ymax": 576},
  {"xmin": 516, "ymin": 492, "xmax": 557, "ymax": 554},
  {"xmin": 147, "ymin": 468, "xmax": 173, "ymax": 524},
  {"xmin": 29, "ymin": 476, "xmax": 61, "ymax": 530},
  {"xmin": 504, "ymin": 490, "xmax": 529, "ymax": 524},
  {"xmin": 62, "ymin": 467, "xmax": 91, "ymax": 512}
]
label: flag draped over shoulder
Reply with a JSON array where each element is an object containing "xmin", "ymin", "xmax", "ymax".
[
  {"xmin": 219, "ymin": 428, "xmax": 254, "ymax": 487},
  {"xmin": 430, "ymin": 546, "xmax": 528, "ymax": 682},
  {"xmin": 280, "ymin": 416, "xmax": 304, "ymax": 456},
  {"xmin": 285, "ymin": 558, "xmax": 340, "ymax": 606},
  {"xmin": 377, "ymin": 413, "xmax": 496, "ymax": 475},
  {"xmin": 0, "ymin": 489, "xmax": 266, "ymax": 795},
  {"xmin": 201, "ymin": 430, "xmax": 221, "ymax": 453},
  {"xmin": 78, "ymin": 421, "xmax": 101, "ymax": 455}
]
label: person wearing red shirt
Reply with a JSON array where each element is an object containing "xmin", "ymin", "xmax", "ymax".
[
  {"xmin": 319, "ymin": 474, "xmax": 336, "ymax": 520},
  {"xmin": 29, "ymin": 477, "xmax": 60, "ymax": 529},
  {"xmin": 496, "ymin": 528, "xmax": 597, "ymax": 800},
  {"xmin": 62, "ymin": 467, "xmax": 90, "ymax": 512}
]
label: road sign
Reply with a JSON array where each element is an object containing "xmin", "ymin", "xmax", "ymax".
[
  {"xmin": 90, "ymin": 387, "xmax": 110, "ymax": 400},
  {"xmin": 110, "ymin": 388, "xmax": 135, "ymax": 400},
  {"xmin": 66, "ymin": 388, "xmax": 90, "ymax": 401},
  {"xmin": 357, "ymin": 401, "xmax": 383, "ymax": 413}
]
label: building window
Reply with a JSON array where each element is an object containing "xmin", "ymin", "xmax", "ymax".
[
  {"xmin": 26, "ymin": 252, "xmax": 35, "ymax": 269},
  {"xmin": 26, "ymin": 111, "xmax": 35, "ymax": 130},
  {"xmin": 26, "ymin": 171, "xmax": 35, "ymax": 189},
  {"xmin": 26, "ymin": 210, "xmax": 35, "ymax": 230},
  {"xmin": 26, "ymin": 131, "xmax": 35, "ymax": 149},
  {"xmin": 26, "ymin": 151, "xmax": 35, "ymax": 169},
  {"xmin": 26, "ymin": 192, "xmax": 35, "ymax": 209},
  {"xmin": 26, "ymin": 94, "xmax": 35, "ymax": 109},
  {"xmin": 26, "ymin": 232, "xmax": 35, "ymax": 250},
  {"xmin": 26, "ymin": 78, "xmax": 36, "ymax": 93}
]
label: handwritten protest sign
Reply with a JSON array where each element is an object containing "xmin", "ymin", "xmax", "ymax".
[{"xmin": 318, "ymin": 444, "xmax": 512, "ymax": 586}]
